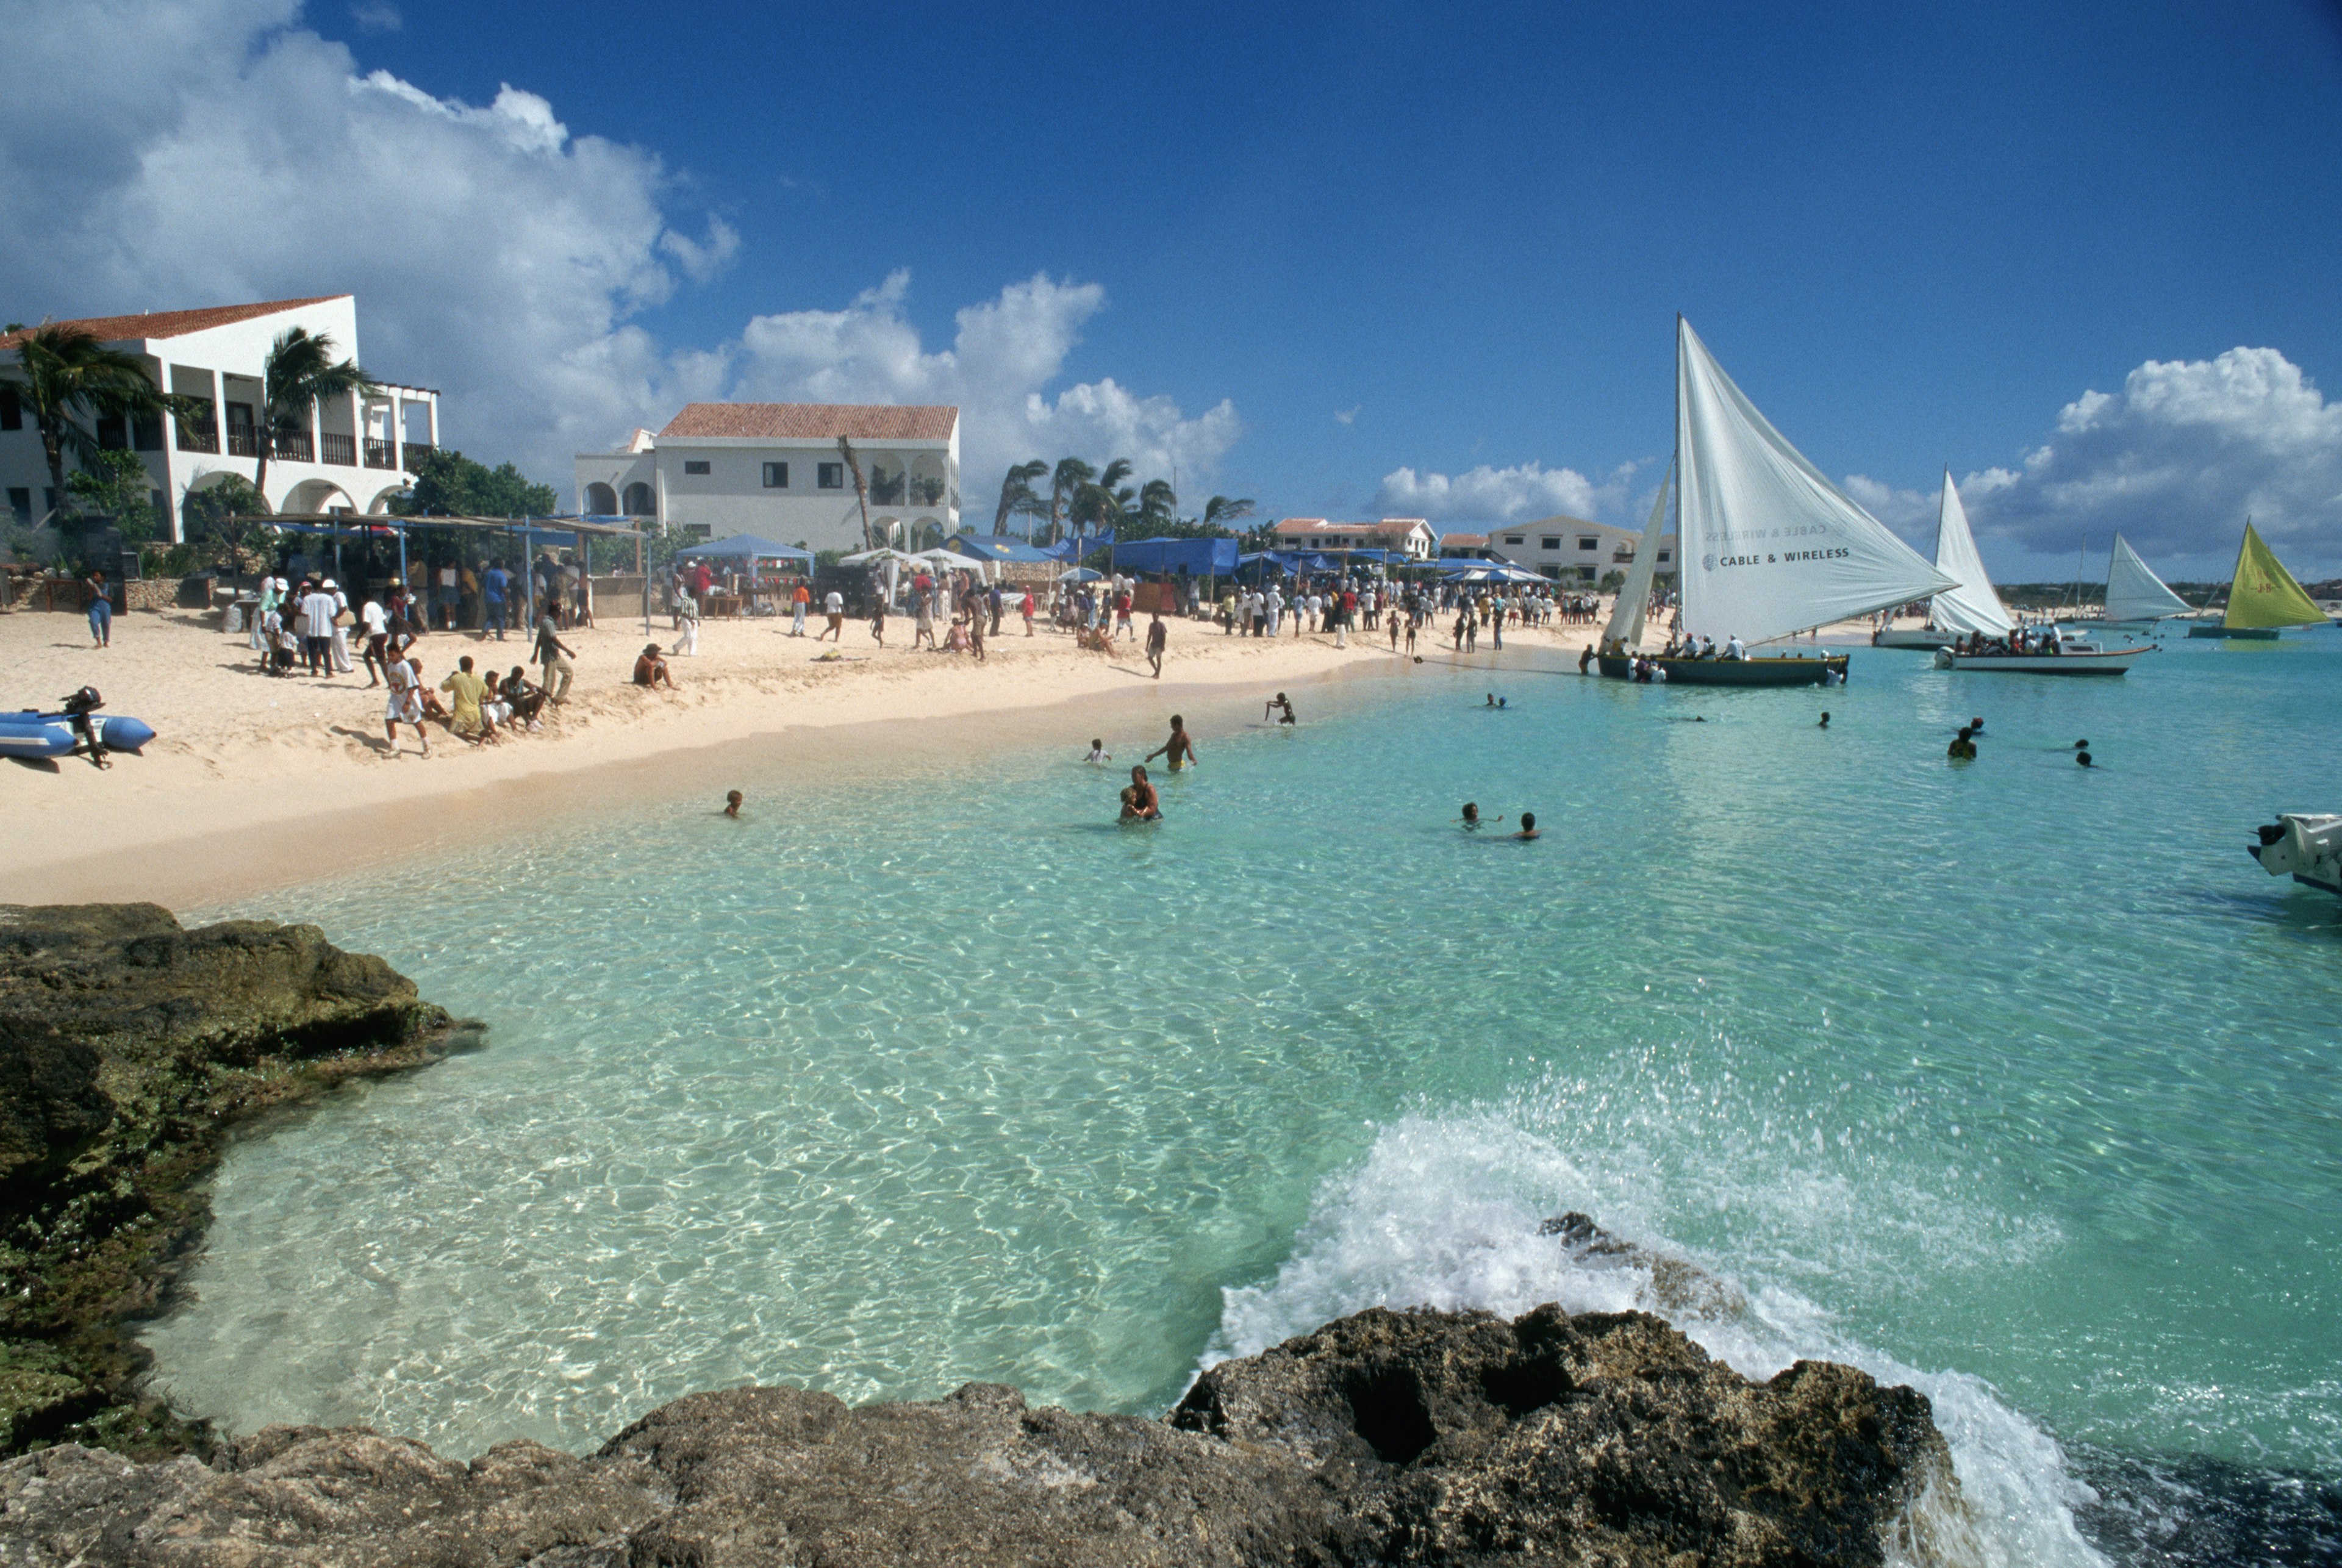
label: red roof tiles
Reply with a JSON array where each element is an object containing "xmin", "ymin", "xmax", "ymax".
[
  {"xmin": 659, "ymin": 404, "xmax": 959, "ymax": 442},
  {"xmin": 0, "ymin": 296, "xmax": 349, "ymax": 350}
]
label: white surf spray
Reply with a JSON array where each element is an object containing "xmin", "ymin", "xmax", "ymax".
[{"xmin": 1205, "ymin": 1108, "xmax": 2108, "ymax": 1568}]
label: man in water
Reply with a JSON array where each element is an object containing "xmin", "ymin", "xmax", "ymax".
[
  {"xmin": 2076, "ymin": 750, "xmax": 2093, "ymax": 767},
  {"xmin": 723, "ymin": 790, "xmax": 744, "ymax": 817},
  {"xmin": 1947, "ymin": 726, "xmax": 1977, "ymax": 760},
  {"xmin": 1126, "ymin": 764, "xmax": 1161, "ymax": 819},
  {"xmin": 1514, "ymin": 811, "xmax": 1540, "ymax": 841},
  {"xmin": 1266, "ymin": 693, "xmax": 1296, "ymax": 725},
  {"xmin": 1147, "ymin": 715, "xmax": 1198, "ymax": 771},
  {"xmin": 1819, "ymin": 712, "xmax": 1830, "ymax": 728},
  {"xmin": 1146, "ymin": 612, "xmax": 1167, "ymax": 678}
]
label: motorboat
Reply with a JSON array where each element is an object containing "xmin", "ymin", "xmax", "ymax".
[
  {"xmin": 1931, "ymin": 628, "xmax": 2150, "ymax": 675},
  {"xmin": 1872, "ymin": 473, "xmax": 2014, "ymax": 651},
  {"xmin": 0, "ymin": 689, "xmax": 156, "ymax": 766},
  {"xmin": 2251, "ymin": 814, "xmax": 2342, "ymax": 897}
]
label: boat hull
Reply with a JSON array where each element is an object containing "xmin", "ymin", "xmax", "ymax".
[
  {"xmin": 1597, "ymin": 653, "xmax": 1848, "ymax": 687},
  {"xmin": 0, "ymin": 712, "xmax": 156, "ymax": 759},
  {"xmin": 2188, "ymin": 625, "xmax": 2280, "ymax": 640},
  {"xmin": 1930, "ymin": 648, "xmax": 2149, "ymax": 675},
  {"xmin": 1872, "ymin": 629, "xmax": 1957, "ymax": 649}
]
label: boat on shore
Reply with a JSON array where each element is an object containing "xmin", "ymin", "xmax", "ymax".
[
  {"xmin": 2251, "ymin": 814, "xmax": 2342, "ymax": 896},
  {"xmin": 1596, "ymin": 320, "xmax": 1953, "ymax": 688},
  {"xmin": 1872, "ymin": 471, "xmax": 2013, "ymax": 651},
  {"xmin": 2188, "ymin": 521, "xmax": 2332, "ymax": 640},
  {"xmin": 0, "ymin": 689, "xmax": 155, "ymax": 764}
]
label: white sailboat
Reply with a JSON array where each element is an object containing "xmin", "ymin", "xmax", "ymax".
[
  {"xmin": 2101, "ymin": 534, "xmax": 2193, "ymax": 626},
  {"xmin": 1601, "ymin": 318, "xmax": 1953, "ymax": 686},
  {"xmin": 1874, "ymin": 471, "xmax": 2013, "ymax": 648},
  {"xmin": 1599, "ymin": 460, "xmax": 1672, "ymax": 651}
]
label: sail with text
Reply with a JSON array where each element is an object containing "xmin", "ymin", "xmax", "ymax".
[{"xmin": 2222, "ymin": 521, "xmax": 2328, "ymax": 630}]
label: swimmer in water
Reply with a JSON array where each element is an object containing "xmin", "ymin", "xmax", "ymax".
[
  {"xmin": 1126, "ymin": 764, "xmax": 1161, "ymax": 819},
  {"xmin": 1947, "ymin": 726, "xmax": 1977, "ymax": 761},
  {"xmin": 1819, "ymin": 712, "xmax": 1830, "ymax": 728},
  {"xmin": 2075, "ymin": 739, "xmax": 2089, "ymax": 751},
  {"xmin": 1484, "ymin": 693, "xmax": 1496, "ymax": 706},
  {"xmin": 1146, "ymin": 715, "xmax": 1198, "ymax": 772},
  {"xmin": 2077, "ymin": 750, "xmax": 2093, "ymax": 767},
  {"xmin": 1266, "ymin": 693, "xmax": 1297, "ymax": 725},
  {"xmin": 1086, "ymin": 739, "xmax": 1111, "ymax": 764},
  {"xmin": 1514, "ymin": 811, "xmax": 1539, "ymax": 841},
  {"xmin": 723, "ymin": 790, "xmax": 743, "ymax": 818},
  {"xmin": 1459, "ymin": 801, "xmax": 1501, "ymax": 831}
]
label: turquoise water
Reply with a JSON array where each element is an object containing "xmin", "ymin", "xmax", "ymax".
[{"xmin": 150, "ymin": 633, "xmax": 2342, "ymax": 1564}]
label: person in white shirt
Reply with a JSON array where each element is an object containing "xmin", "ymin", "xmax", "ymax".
[
  {"xmin": 1266, "ymin": 587, "xmax": 1284, "ymax": 637},
  {"xmin": 1724, "ymin": 634, "xmax": 1746, "ymax": 661},
  {"xmin": 819, "ymin": 588, "xmax": 845, "ymax": 643},
  {"xmin": 298, "ymin": 584, "xmax": 338, "ymax": 675},
  {"xmin": 324, "ymin": 579, "xmax": 353, "ymax": 671},
  {"xmin": 673, "ymin": 592, "xmax": 701, "ymax": 655},
  {"xmin": 359, "ymin": 597, "xmax": 390, "ymax": 686},
  {"xmin": 384, "ymin": 651, "xmax": 428, "ymax": 757}
]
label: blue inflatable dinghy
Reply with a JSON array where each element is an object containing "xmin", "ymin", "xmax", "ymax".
[{"xmin": 0, "ymin": 689, "xmax": 155, "ymax": 764}]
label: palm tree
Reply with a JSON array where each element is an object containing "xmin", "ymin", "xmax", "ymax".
[
  {"xmin": 837, "ymin": 436, "xmax": 874, "ymax": 550},
  {"xmin": 992, "ymin": 459, "xmax": 1048, "ymax": 536},
  {"xmin": 1048, "ymin": 457, "xmax": 1094, "ymax": 546},
  {"xmin": 251, "ymin": 327, "xmax": 379, "ymax": 506},
  {"xmin": 1138, "ymin": 478, "xmax": 1177, "ymax": 528},
  {"xmin": 1072, "ymin": 459, "xmax": 1136, "ymax": 538},
  {"xmin": 2, "ymin": 320, "xmax": 191, "ymax": 519},
  {"xmin": 1203, "ymin": 495, "xmax": 1256, "ymax": 531}
]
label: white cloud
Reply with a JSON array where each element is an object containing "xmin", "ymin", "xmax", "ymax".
[
  {"xmin": 1959, "ymin": 347, "xmax": 2342, "ymax": 575},
  {"xmin": 1334, "ymin": 405, "xmax": 1360, "ymax": 426},
  {"xmin": 348, "ymin": 0, "xmax": 398, "ymax": 31},
  {"xmin": 0, "ymin": 0, "xmax": 1239, "ymax": 514},
  {"xmin": 1372, "ymin": 460, "xmax": 1631, "ymax": 524},
  {"xmin": 723, "ymin": 270, "xmax": 1240, "ymax": 497},
  {"xmin": 1840, "ymin": 474, "xmax": 1933, "ymax": 532}
]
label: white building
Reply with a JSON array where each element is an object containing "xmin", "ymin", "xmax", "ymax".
[
  {"xmin": 1480, "ymin": 514, "xmax": 1678, "ymax": 584},
  {"xmin": 576, "ymin": 404, "xmax": 959, "ymax": 553},
  {"xmin": 1269, "ymin": 518, "xmax": 1437, "ymax": 558},
  {"xmin": 0, "ymin": 295, "xmax": 439, "ymax": 541}
]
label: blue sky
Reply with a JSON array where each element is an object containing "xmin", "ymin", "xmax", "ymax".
[{"xmin": 5, "ymin": 0, "xmax": 2340, "ymax": 576}]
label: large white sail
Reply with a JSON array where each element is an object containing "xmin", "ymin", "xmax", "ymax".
[
  {"xmin": 1927, "ymin": 470, "xmax": 2012, "ymax": 636},
  {"xmin": 1602, "ymin": 460, "xmax": 1673, "ymax": 648},
  {"xmin": 2104, "ymin": 533, "xmax": 2191, "ymax": 622},
  {"xmin": 1675, "ymin": 319, "xmax": 1952, "ymax": 645}
]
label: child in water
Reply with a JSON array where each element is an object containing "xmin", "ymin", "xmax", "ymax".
[
  {"xmin": 1514, "ymin": 811, "xmax": 1539, "ymax": 841},
  {"xmin": 723, "ymin": 790, "xmax": 743, "ymax": 818},
  {"xmin": 1086, "ymin": 739, "xmax": 1111, "ymax": 764}
]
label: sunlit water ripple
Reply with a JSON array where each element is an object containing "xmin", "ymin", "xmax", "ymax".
[{"xmin": 152, "ymin": 632, "xmax": 2342, "ymax": 1566}]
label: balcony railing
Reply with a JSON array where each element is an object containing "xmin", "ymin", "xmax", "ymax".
[
  {"xmin": 177, "ymin": 418, "xmax": 219, "ymax": 454},
  {"xmin": 402, "ymin": 442, "xmax": 435, "ymax": 471},
  {"xmin": 363, "ymin": 437, "xmax": 397, "ymax": 470},
  {"xmin": 273, "ymin": 430, "xmax": 313, "ymax": 464},
  {"xmin": 226, "ymin": 429, "xmax": 259, "ymax": 458},
  {"xmin": 321, "ymin": 432, "xmax": 356, "ymax": 466}
]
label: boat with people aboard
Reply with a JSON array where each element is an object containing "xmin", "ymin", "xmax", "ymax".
[
  {"xmin": 2188, "ymin": 520, "xmax": 2333, "ymax": 640},
  {"xmin": 1595, "ymin": 318, "xmax": 1953, "ymax": 689},
  {"xmin": 1931, "ymin": 624, "xmax": 2151, "ymax": 675},
  {"xmin": 1872, "ymin": 471, "xmax": 2014, "ymax": 650},
  {"xmin": 2251, "ymin": 814, "xmax": 2342, "ymax": 897}
]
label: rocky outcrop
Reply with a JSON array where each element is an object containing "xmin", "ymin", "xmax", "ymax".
[
  {"xmin": 0, "ymin": 904, "xmax": 471, "ymax": 1456},
  {"xmin": 0, "ymin": 1304, "xmax": 1966, "ymax": 1567}
]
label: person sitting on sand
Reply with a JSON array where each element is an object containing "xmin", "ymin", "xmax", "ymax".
[
  {"xmin": 724, "ymin": 790, "xmax": 744, "ymax": 817},
  {"xmin": 500, "ymin": 667, "xmax": 548, "ymax": 730},
  {"xmin": 1126, "ymin": 765, "xmax": 1161, "ymax": 820},
  {"xmin": 1086, "ymin": 739, "xmax": 1111, "ymax": 764},
  {"xmin": 944, "ymin": 618, "xmax": 973, "ymax": 653},
  {"xmin": 1514, "ymin": 811, "xmax": 1540, "ymax": 841},
  {"xmin": 634, "ymin": 643, "xmax": 677, "ymax": 689},
  {"xmin": 1266, "ymin": 693, "xmax": 1297, "ymax": 725},
  {"xmin": 440, "ymin": 654, "xmax": 496, "ymax": 743}
]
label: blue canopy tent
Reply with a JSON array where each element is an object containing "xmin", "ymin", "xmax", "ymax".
[
  {"xmin": 1113, "ymin": 536, "xmax": 1239, "ymax": 577},
  {"xmin": 945, "ymin": 534, "xmax": 1059, "ymax": 565},
  {"xmin": 1043, "ymin": 533, "xmax": 1113, "ymax": 563},
  {"xmin": 675, "ymin": 534, "xmax": 814, "ymax": 564}
]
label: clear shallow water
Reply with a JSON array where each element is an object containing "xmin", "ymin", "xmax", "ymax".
[{"xmin": 152, "ymin": 632, "xmax": 2342, "ymax": 1565}]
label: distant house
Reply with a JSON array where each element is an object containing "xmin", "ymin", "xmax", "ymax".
[
  {"xmin": 1270, "ymin": 518, "xmax": 1436, "ymax": 558},
  {"xmin": 0, "ymin": 295, "xmax": 440, "ymax": 540},
  {"xmin": 1478, "ymin": 515, "xmax": 1678, "ymax": 584},
  {"xmin": 576, "ymin": 404, "xmax": 959, "ymax": 553}
]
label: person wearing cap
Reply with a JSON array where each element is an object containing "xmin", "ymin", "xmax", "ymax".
[{"xmin": 633, "ymin": 643, "xmax": 677, "ymax": 688}]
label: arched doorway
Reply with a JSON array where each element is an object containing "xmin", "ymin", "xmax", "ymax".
[
  {"xmin": 585, "ymin": 482, "xmax": 618, "ymax": 516},
  {"xmin": 622, "ymin": 482, "xmax": 654, "ymax": 516},
  {"xmin": 281, "ymin": 478, "xmax": 356, "ymax": 515}
]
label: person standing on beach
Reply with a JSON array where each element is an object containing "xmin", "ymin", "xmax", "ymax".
[
  {"xmin": 360, "ymin": 594, "xmax": 390, "ymax": 686},
  {"xmin": 298, "ymin": 579, "xmax": 337, "ymax": 675},
  {"xmin": 82, "ymin": 569, "xmax": 112, "ymax": 648},
  {"xmin": 1145, "ymin": 612, "xmax": 1167, "ymax": 678},
  {"xmin": 1022, "ymin": 589, "xmax": 1037, "ymax": 636},
  {"xmin": 534, "ymin": 599, "xmax": 576, "ymax": 704},
  {"xmin": 326, "ymin": 579, "xmax": 354, "ymax": 672},
  {"xmin": 870, "ymin": 596, "xmax": 887, "ymax": 647},
  {"xmin": 790, "ymin": 580, "xmax": 811, "ymax": 637},
  {"xmin": 385, "ymin": 650, "xmax": 428, "ymax": 757},
  {"xmin": 820, "ymin": 587, "xmax": 845, "ymax": 643},
  {"xmin": 1147, "ymin": 714, "xmax": 1198, "ymax": 772},
  {"xmin": 484, "ymin": 561, "xmax": 511, "ymax": 640}
]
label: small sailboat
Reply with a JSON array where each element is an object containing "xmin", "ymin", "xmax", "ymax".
[
  {"xmin": 2101, "ymin": 534, "xmax": 2193, "ymax": 626},
  {"xmin": 2188, "ymin": 521, "xmax": 2332, "ymax": 639},
  {"xmin": 1874, "ymin": 471, "xmax": 2011, "ymax": 649},
  {"xmin": 1599, "ymin": 319, "xmax": 1953, "ymax": 687}
]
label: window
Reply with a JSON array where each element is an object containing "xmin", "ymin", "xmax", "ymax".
[
  {"xmin": 1656, "ymin": 550, "xmax": 1672, "ymax": 564},
  {"xmin": 1578, "ymin": 536, "xmax": 1599, "ymax": 551},
  {"xmin": 1502, "ymin": 534, "xmax": 1524, "ymax": 545},
  {"xmin": 817, "ymin": 462, "xmax": 844, "ymax": 489},
  {"xmin": 1541, "ymin": 536, "xmax": 1561, "ymax": 551},
  {"xmin": 5, "ymin": 488, "xmax": 27, "ymax": 520},
  {"xmin": 0, "ymin": 387, "xmax": 19, "ymax": 430},
  {"xmin": 762, "ymin": 461, "xmax": 788, "ymax": 489},
  {"xmin": 683, "ymin": 523, "xmax": 712, "ymax": 540},
  {"xmin": 96, "ymin": 413, "xmax": 127, "ymax": 450},
  {"xmin": 682, "ymin": 460, "xmax": 711, "ymax": 476},
  {"xmin": 132, "ymin": 413, "xmax": 163, "ymax": 451}
]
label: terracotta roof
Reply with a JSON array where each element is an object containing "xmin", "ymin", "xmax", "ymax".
[
  {"xmin": 1440, "ymin": 532, "xmax": 1489, "ymax": 547},
  {"xmin": 1275, "ymin": 518, "xmax": 1430, "ymax": 535},
  {"xmin": 0, "ymin": 296, "xmax": 349, "ymax": 350},
  {"xmin": 659, "ymin": 404, "xmax": 959, "ymax": 441}
]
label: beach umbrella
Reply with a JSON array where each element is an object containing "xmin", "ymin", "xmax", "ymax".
[{"xmin": 1059, "ymin": 566, "xmax": 1105, "ymax": 582}]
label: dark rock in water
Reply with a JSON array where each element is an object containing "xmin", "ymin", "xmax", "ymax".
[
  {"xmin": 1539, "ymin": 1209, "xmax": 1750, "ymax": 1323},
  {"xmin": 0, "ymin": 1304, "xmax": 1967, "ymax": 1566},
  {"xmin": 0, "ymin": 904, "xmax": 469, "ymax": 1457},
  {"xmin": 2069, "ymin": 1443, "xmax": 2342, "ymax": 1567}
]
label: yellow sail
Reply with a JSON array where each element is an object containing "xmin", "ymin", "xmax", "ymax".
[{"xmin": 2224, "ymin": 522, "xmax": 2329, "ymax": 629}]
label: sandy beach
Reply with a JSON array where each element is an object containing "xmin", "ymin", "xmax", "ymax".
[{"xmin": 5, "ymin": 601, "xmax": 1625, "ymax": 908}]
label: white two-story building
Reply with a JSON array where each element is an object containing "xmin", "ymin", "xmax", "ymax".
[
  {"xmin": 0, "ymin": 295, "xmax": 440, "ymax": 540},
  {"xmin": 1477, "ymin": 514, "xmax": 1678, "ymax": 584},
  {"xmin": 1268, "ymin": 518, "xmax": 1437, "ymax": 558},
  {"xmin": 576, "ymin": 404, "xmax": 959, "ymax": 553}
]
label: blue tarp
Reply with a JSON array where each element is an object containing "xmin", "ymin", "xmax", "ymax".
[
  {"xmin": 1112, "ymin": 536, "xmax": 1239, "ymax": 576},
  {"xmin": 1043, "ymin": 532, "xmax": 1114, "ymax": 562},
  {"xmin": 676, "ymin": 534, "xmax": 813, "ymax": 561},
  {"xmin": 945, "ymin": 534, "xmax": 1058, "ymax": 564}
]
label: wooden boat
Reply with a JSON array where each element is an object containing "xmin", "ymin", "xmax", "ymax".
[
  {"xmin": 1930, "ymin": 645, "xmax": 2150, "ymax": 676},
  {"xmin": 1597, "ymin": 652, "xmax": 1848, "ymax": 687}
]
